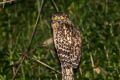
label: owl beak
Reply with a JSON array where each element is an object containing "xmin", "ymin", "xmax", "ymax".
[
  {"xmin": 57, "ymin": 19, "xmax": 61, "ymax": 24},
  {"xmin": 58, "ymin": 21, "xmax": 60, "ymax": 24}
]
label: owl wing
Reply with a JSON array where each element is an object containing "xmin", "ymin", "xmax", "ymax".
[{"xmin": 71, "ymin": 27, "xmax": 82, "ymax": 68}]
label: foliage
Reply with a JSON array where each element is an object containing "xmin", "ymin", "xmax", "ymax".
[{"xmin": 0, "ymin": 0, "xmax": 120, "ymax": 80}]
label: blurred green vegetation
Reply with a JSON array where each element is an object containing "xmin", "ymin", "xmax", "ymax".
[{"xmin": 0, "ymin": 0, "xmax": 120, "ymax": 80}]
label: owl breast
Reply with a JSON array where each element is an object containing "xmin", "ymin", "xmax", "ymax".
[{"xmin": 53, "ymin": 23, "xmax": 72, "ymax": 52}]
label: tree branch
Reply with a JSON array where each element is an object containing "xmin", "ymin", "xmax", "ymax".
[
  {"xmin": 0, "ymin": 0, "xmax": 15, "ymax": 5},
  {"xmin": 11, "ymin": 0, "xmax": 44, "ymax": 80},
  {"xmin": 51, "ymin": 0, "xmax": 59, "ymax": 12},
  {"xmin": 25, "ymin": 55, "xmax": 61, "ymax": 74}
]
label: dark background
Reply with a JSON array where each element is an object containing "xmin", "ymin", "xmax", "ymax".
[{"xmin": 0, "ymin": 0, "xmax": 120, "ymax": 80}]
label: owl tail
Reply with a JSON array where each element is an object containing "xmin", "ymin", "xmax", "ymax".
[{"xmin": 61, "ymin": 65, "xmax": 74, "ymax": 80}]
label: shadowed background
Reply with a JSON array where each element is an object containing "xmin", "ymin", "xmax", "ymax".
[{"xmin": 0, "ymin": 0, "xmax": 120, "ymax": 80}]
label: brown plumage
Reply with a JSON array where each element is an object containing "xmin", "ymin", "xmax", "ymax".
[{"xmin": 51, "ymin": 12, "xmax": 82, "ymax": 80}]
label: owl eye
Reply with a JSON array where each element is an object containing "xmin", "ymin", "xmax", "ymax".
[
  {"xmin": 61, "ymin": 16, "xmax": 64, "ymax": 20},
  {"xmin": 53, "ymin": 17, "xmax": 58, "ymax": 20}
]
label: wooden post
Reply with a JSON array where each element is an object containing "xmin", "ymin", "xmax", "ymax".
[{"xmin": 61, "ymin": 65, "xmax": 74, "ymax": 80}]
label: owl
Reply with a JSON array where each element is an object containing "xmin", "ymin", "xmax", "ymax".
[{"xmin": 51, "ymin": 12, "xmax": 82, "ymax": 69}]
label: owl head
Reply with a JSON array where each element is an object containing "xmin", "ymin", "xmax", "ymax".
[{"xmin": 51, "ymin": 12, "xmax": 69, "ymax": 24}]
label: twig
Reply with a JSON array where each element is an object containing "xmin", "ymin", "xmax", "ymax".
[
  {"xmin": 11, "ymin": 0, "xmax": 44, "ymax": 80},
  {"xmin": 51, "ymin": 0, "xmax": 59, "ymax": 12},
  {"xmin": 0, "ymin": 0, "xmax": 15, "ymax": 5},
  {"xmin": 25, "ymin": 55, "xmax": 61, "ymax": 74},
  {"xmin": 55, "ymin": 74, "xmax": 59, "ymax": 80},
  {"xmin": 11, "ymin": 55, "xmax": 25, "ymax": 80},
  {"xmin": 79, "ymin": 68, "xmax": 82, "ymax": 76},
  {"xmin": 27, "ymin": 0, "xmax": 44, "ymax": 51},
  {"xmin": 90, "ymin": 53, "xmax": 95, "ymax": 68}
]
